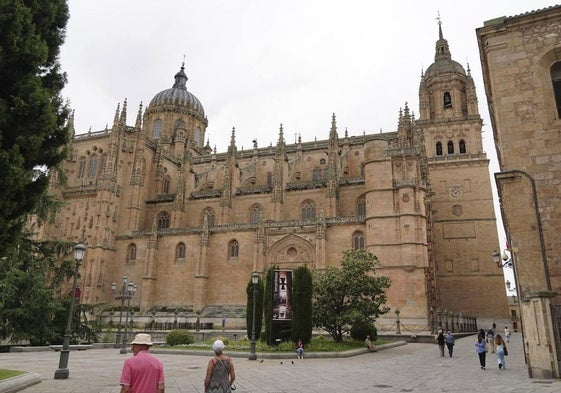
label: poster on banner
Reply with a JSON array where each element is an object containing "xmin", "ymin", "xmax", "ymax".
[{"xmin": 273, "ymin": 270, "xmax": 292, "ymax": 321}]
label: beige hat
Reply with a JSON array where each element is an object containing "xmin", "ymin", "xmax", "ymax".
[
  {"xmin": 212, "ymin": 339, "xmax": 225, "ymax": 352},
  {"xmin": 130, "ymin": 333, "xmax": 153, "ymax": 346}
]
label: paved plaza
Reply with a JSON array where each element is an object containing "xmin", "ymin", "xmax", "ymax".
[{"xmin": 1, "ymin": 333, "xmax": 560, "ymax": 392}]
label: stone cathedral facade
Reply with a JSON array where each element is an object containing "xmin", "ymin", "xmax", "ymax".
[{"xmin": 33, "ymin": 25, "xmax": 508, "ymax": 330}]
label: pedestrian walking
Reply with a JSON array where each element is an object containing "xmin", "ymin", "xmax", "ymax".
[
  {"xmin": 504, "ymin": 326, "xmax": 511, "ymax": 343},
  {"xmin": 445, "ymin": 331, "xmax": 455, "ymax": 357},
  {"xmin": 486, "ymin": 328, "xmax": 495, "ymax": 353},
  {"xmin": 119, "ymin": 333, "xmax": 165, "ymax": 393},
  {"xmin": 478, "ymin": 328, "xmax": 485, "ymax": 339},
  {"xmin": 495, "ymin": 333, "xmax": 508, "ymax": 370},
  {"xmin": 222, "ymin": 316, "xmax": 226, "ymax": 332},
  {"xmin": 475, "ymin": 333, "xmax": 487, "ymax": 370},
  {"xmin": 205, "ymin": 339, "xmax": 236, "ymax": 393},
  {"xmin": 437, "ymin": 330, "xmax": 445, "ymax": 357}
]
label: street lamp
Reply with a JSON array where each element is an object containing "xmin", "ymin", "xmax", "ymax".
[
  {"xmin": 54, "ymin": 242, "xmax": 86, "ymax": 379},
  {"xmin": 112, "ymin": 276, "xmax": 136, "ymax": 354},
  {"xmin": 112, "ymin": 275, "xmax": 128, "ymax": 350},
  {"xmin": 248, "ymin": 271, "xmax": 259, "ymax": 360},
  {"xmin": 120, "ymin": 282, "xmax": 137, "ymax": 354},
  {"xmin": 506, "ymin": 280, "xmax": 516, "ymax": 292},
  {"xmin": 492, "ymin": 249, "xmax": 514, "ymax": 268}
]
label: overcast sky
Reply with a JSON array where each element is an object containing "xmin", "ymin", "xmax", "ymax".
[
  {"xmin": 60, "ymin": 0, "xmax": 556, "ymax": 288},
  {"xmin": 60, "ymin": 0, "xmax": 556, "ymax": 151}
]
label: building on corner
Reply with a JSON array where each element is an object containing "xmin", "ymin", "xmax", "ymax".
[{"xmin": 477, "ymin": 4, "xmax": 561, "ymax": 379}]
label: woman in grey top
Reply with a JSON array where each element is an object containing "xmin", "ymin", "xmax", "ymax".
[{"xmin": 205, "ymin": 340, "xmax": 236, "ymax": 393}]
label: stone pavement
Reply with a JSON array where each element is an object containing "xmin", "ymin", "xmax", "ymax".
[{"xmin": 1, "ymin": 333, "xmax": 560, "ymax": 392}]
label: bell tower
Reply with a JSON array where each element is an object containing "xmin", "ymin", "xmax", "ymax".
[{"xmin": 416, "ymin": 20, "xmax": 508, "ymax": 324}]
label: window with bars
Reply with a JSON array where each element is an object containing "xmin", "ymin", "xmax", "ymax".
[
  {"xmin": 353, "ymin": 232, "xmax": 365, "ymax": 250},
  {"xmin": 128, "ymin": 243, "xmax": 136, "ymax": 262},
  {"xmin": 249, "ymin": 204, "xmax": 262, "ymax": 224},
  {"xmin": 229, "ymin": 240, "xmax": 239, "ymax": 258},
  {"xmin": 157, "ymin": 212, "xmax": 170, "ymax": 229},
  {"xmin": 176, "ymin": 242, "xmax": 186, "ymax": 260},
  {"xmin": 202, "ymin": 208, "xmax": 215, "ymax": 226},
  {"xmin": 357, "ymin": 196, "xmax": 366, "ymax": 217},
  {"xmin": 301, "ymin": 200, "xmax": 316, "ymax": 220}
]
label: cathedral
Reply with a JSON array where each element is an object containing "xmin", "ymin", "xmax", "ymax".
[{"xmin": 33, "ymin": 24, "xmax": 509, "ymax": 330}]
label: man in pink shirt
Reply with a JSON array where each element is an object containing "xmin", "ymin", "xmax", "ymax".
[{"xmin": 120, "ymin": 333, "xmax": 165, "ymax": 393}]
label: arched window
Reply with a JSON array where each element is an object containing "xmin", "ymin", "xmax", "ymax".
[
  {"xmin": 443, "ymin": 92, "xmax": 452, "ymax": 108},
  {"xmin": 249, "ymin": 204, "xmax": 263, "ymax": 224},
  {"xmin": 357, "ymin": 196, "xmax": 366, "ymax": 217},
  {"xmin": 229, "ymin": 240, "xmax": 239, "ymax": 258},
  {"xmin": 176, "ymin": 242, "xmax": 186, "ymax": 260},
  {"xmin": 353, "ymin": 232, "xmax": 365, "ymax": 250},
  {"xmin": 99, "ymin": 154, "xmax": 107, "ymax": 176},
  {"xmin": 162, "ymin": 175, "xmax": 171, "ymax": 194},
  {"xmin": 202, "ymin": 208, "xmax": 215, "ymax": 226},
  {"xmin": 87, "ymin": 155, "xmax": 98, "ymax": 178},
  {"xmin": 78, "ymin": 157, "xmax": 86, "ymax": 178},
  {"xmin": 175, "ymin": 119, "xmax": 185, "ymax": 129},
  {"xmin": 459, "ymin": 139, "xmax": 466, "ymax": 154},
  {"xmin": 551, "ymin": 62, "xmax": 561, "ymax": 118},
  {"xmin": 301, "ymin": 200, "xmax": 316, "ymax": 220},
  {"xmin": 267, "ymin": 172, "xmax": 273, "ymax": 187},
  {"xmin": 152, "ymin": 119, "xmax": 163, "ymax": 139},
  {"xmin": 157, "ymin": 212, "xmax": 170, "ymax": 229},
  {"xmin": 436, "ymin": 142, "xmax": 443, "ymax": 156},
  {"xmin": 447, "ymin": 141, "xmax": 454, "ymax": 155},
  {"xmin": 312, "ymin": 167, "xmax": 323, "ymax": 182},
  {"xmin": 194, "ymin": 126, "xmax": 202, "ymax": 146},
  {"xmin": 128, "ymin": 243, "xmax": 137, "ymax": 262}
]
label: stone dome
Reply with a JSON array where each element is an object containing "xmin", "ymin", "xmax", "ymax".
[
  {"xmin": 425, "ymin": 59, "xmax": 466, "ymax": 78},
  {"xmin": 149, "ymin": 65, "xmax": 205, "ymax": 118}
]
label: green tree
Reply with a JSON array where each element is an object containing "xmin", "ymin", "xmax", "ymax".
[
  {"xmin": 0, "ymin": 0, "xmax": 70, "ymax": 256},
  {"xmin": 291, "ymin": 265, "xmax": 313, "ymax": 344},
  {"xmin": 0, "ymin": 237, "xmax": 97, "ymax": 345},
  {"xmin": 245, "ymin": 275, "xmax": 264, "ymax": 341},
  {"xmin": 312, "ymin": 249, "xmax": 391, "ymax": 342}
]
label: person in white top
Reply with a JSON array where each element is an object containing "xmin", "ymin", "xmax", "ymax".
[{"xmin": 504, "ymin": 326, "xmax": 511, "ymax": 343}]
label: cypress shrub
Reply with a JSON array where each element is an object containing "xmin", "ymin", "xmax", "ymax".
[{"xmin": 291, "ymin": 265, "xmax": 313, "ymax": 344}]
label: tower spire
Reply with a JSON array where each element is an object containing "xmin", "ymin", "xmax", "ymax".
[
  {"xmin": 120, "ymin": 98, "xmax": 127, "ymax": 126},
  {"xmin": 113, "ymin": 102, "xmax": 120, "ymax": 129},
  {"xmin": 173, "ymin": 62, "xmax": 188, "ymax": 89},
  {"xmin": 437, "ymin": 11, "xmax": 443, "ymax": 40},
  {"xmin": 434, "ymin": 13, "xmax": 452, "ymax": 63},
  {"xmin": 330, "ymin": 113, "xmax": 338, "ymax": 141},
  {"xmin": 228, "ymin": 127, "xmax": 236, "ymax": 155},
  {"xmin": 135, "ymin": 102, "xmax": 143, "ymax": 129}
]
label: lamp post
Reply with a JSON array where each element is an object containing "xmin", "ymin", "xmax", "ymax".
[
  {"xmin": 54, "ymin": 243, "xmax": 87, "ymax": 379},
  {"xmin": 112, "ymin": 276, "xmax": 136, "ymax": 354},
  {"xmin": 112, "ymin": 275, "xmax": 128, "ymax": 350},
  {"xmin": 120, "ymin": 282, "xmax": 137, "ymax": 354},
  {"xmin": 248, "ymin": 271, "xmax": 259, "ymax": 360},
  {"xmin": 492, "ymin": 249, "xmax": 515, "ymax": 268},
  {"xmin": 395, "ymin": 308, "xmax": 401, "ymax": 335},
  {"xmin": 505, "ymin": 280, "xmax": 516, "ymax": 293}
]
